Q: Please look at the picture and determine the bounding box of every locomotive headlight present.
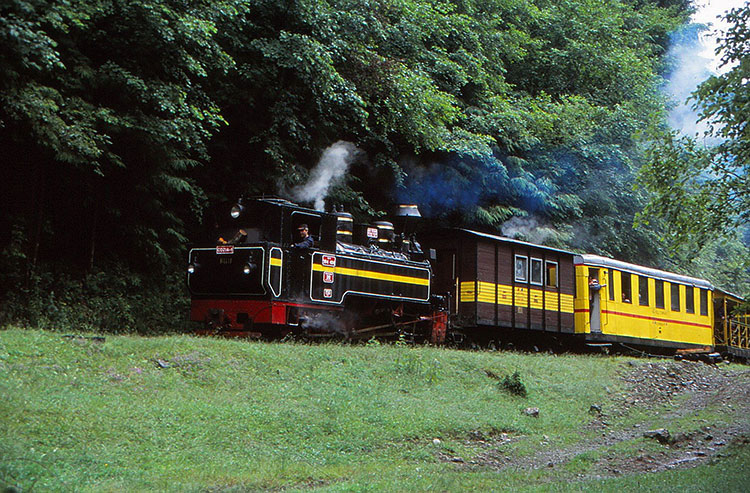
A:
[187,263,196,274]
[243,262,256,275]
[230,203,244,219]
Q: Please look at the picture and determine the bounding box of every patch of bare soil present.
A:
[440,360,750,479]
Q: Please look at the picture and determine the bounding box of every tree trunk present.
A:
[28,160,45,283]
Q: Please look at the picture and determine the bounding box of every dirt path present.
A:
[442,360,750,479]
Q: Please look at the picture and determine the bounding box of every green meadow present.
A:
[0,328,746,491]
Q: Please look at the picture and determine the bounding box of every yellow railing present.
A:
[728,319,750,350]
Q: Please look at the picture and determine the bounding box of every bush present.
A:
[500,371,527,397]
[0,261,192,334]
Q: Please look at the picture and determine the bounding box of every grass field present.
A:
[0,328,747,491]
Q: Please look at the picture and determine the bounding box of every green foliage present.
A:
[694,3,750,169]
[639,4,749,276]
[668,230,750,299]
[0,262,191,334]
[0,0,231,272]
[0,0,703,324]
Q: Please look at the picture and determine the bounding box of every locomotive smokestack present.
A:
[395,204,422,218]
[392,204,422,240]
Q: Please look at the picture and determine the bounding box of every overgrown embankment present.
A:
[0,329,747,491]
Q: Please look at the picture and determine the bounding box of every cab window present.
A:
[290,211,320,246]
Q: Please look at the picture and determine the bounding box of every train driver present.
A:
[292,223,314,249]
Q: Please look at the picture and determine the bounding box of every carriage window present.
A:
[671,283,681,312]
[621,272,632,303]
[608,270,614,300]
[700,289,708,315]
[530,258,543,285]
[638,276,649,306]
[655,280,665,309]
[685,286,695,314]
[514,255,528,282]
[546,261,558,288]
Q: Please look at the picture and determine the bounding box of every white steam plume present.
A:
[290,141,359,211]
[501,216,555,245]
[665,2,737,140]
[664,32,714,138]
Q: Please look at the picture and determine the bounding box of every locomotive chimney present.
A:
[392,204,422,235]
[395,204,421,218]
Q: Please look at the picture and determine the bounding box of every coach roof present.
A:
[433,229,575,256]
[574,254,713,289]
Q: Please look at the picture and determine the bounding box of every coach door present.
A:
[588,268,602,333]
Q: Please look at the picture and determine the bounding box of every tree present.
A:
[0,0,700,330]
[0,0,233,272]
[692,2,750,228]
[639,3,749,250]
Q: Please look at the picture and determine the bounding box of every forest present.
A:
[1,0,748,332]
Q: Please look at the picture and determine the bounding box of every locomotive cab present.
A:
[188,198,338,335]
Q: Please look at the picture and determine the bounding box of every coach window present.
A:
[514,255,528,283]
[621,272,632,303]
[671,283,681,312]
[638,276,649,306]
[530,258,543,285]
[700,289,708,316]
[685,286,695,314]
[655,280,665,309]
[545,261,558,288]
[608,270,615,301]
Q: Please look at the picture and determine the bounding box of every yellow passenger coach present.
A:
[574,254,714,349]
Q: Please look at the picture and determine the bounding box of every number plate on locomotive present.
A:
[216,245,234,255]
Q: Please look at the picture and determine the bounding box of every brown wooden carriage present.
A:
[420,229,576,337]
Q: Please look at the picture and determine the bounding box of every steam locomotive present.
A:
[187,197,749,359]
[188,197,447,342]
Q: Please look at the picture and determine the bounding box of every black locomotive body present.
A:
[187,198,447,341]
